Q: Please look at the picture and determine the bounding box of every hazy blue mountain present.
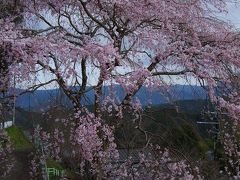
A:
[15,85,207,111]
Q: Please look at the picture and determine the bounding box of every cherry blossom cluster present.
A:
[0,129,14,177]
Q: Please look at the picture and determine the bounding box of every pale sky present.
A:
[218,2,240,29]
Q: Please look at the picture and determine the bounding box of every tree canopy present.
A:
[0,0,240,179]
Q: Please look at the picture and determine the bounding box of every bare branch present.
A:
[152,69,191,76]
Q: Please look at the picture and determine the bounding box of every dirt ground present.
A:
[1,149,33,180]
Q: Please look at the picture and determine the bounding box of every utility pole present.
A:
[197,111,228,160]
[197,120,219,158]
[12,75,16,125]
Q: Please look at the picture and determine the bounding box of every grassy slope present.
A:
[5,125,32,150]
[141,100,212,156]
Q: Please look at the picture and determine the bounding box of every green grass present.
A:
[5,125,32,150]
[46,158,64,170]
[46,158,77,179]
[46,158,69,180]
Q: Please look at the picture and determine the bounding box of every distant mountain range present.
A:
[15,85,207,111]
